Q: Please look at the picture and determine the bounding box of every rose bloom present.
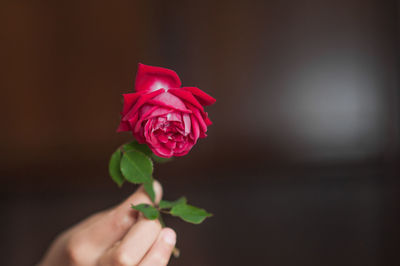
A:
[117,63,216,158]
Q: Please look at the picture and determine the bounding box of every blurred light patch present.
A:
[283,56,386,160]
[249,53,388,162]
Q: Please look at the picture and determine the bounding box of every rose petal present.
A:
[138,104,154,117]
[190,115,200,141]
[169,88,204,110]
[185,101,207,118]
[121,92,143,115]
[204,115,212,126]
[182,113,191,135]
[157,134,169,143]
[134,105,159,133]
[130,113,144,142]
[128,112,139,131]
[122,89,164,121]
[116,120,131,132]
[166,112,182,122]
[147,108,173,120]
[134,63,182,92]
[182,87,216,106]
[144,119,158,144]
[146,99,192,113]
[152,91,187,110]
[151,143,174,158]
[174,134,184,142]
[191,107,207,133]
[173,141,193,156]
[165,140,177,149]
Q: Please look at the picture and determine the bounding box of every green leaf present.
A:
[109,149,125,187]
[123,141,152,156]
[123,141,173,164]
[170,202,212,224]
[152,155,173,163]
[159,197,187,209]
[120,150,153,184]
[131,204,159,220]
[144,178,156,203]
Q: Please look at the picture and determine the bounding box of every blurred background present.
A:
[1,0,399,265]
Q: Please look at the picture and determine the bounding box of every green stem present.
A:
[160,209,171,215]
[157,210,180,258]
[158,213,166,227]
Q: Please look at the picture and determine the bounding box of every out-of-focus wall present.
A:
[1,0,398,190]
[0,0,163,190]
[0,0,399,265]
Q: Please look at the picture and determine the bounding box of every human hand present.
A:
[39,181,176,266]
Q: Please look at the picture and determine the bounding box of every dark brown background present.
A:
[1,0,399,265]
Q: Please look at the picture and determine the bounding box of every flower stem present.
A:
[172,247,180,258]
[157,209,180,258]
[158,213,166,227]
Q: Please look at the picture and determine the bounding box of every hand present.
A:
[39,181,176,266]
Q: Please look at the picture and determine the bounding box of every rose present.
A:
[117,63,216,158]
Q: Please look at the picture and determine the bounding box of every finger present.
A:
[98,218,162,266]
[65,181,163,261]
[138,228,177,266]
[117,180,163,212]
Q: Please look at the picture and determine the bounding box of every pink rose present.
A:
[117,63,216,158]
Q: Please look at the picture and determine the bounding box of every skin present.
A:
[39,181,176,266]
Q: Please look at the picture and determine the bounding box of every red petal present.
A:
[144,119,157,144]
[194,109,207,132]
[182,87,216,106]
[191,115,200,140]
[158,134,169,143]
[152,91,187,110]
[182,113,191,135]
[147,99,192,113]
[168,88,204,110]
[122,89,164,121]
[149,108,174,119]
[149,137,174,157]
[204,115,212,126]
[186,103,208,133]
[165,140,177,149]
[173,141,193,156]
[116,120,131,132]
[121,92,143,115]
[134,106,159,133]
[166,112,182,122]
[128,113,140,133]
[134,63,182,92]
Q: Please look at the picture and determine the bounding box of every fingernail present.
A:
[163,229,176,245]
